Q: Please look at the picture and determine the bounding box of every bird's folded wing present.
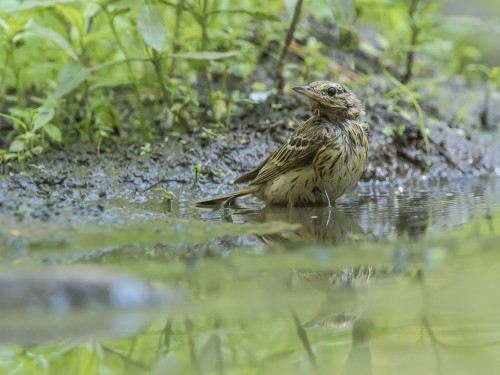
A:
[249,121,332,185]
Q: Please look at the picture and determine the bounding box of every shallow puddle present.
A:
[0,176,499,374]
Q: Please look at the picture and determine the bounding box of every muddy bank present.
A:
[1,76,499,224]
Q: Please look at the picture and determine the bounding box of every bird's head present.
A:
[292,81,363,121]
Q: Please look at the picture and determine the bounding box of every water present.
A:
[0,176,499,374]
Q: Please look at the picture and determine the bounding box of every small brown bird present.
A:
[196,81,370,207]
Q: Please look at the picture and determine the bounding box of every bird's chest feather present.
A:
[313,134,368,198]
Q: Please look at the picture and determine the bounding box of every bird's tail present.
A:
[195,186,258,207]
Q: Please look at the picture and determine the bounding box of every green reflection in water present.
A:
[0,206,499,375]
[0,177,499,374]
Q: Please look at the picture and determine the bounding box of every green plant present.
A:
[0,103,61,165]
[358,0,443,81]
[0,0,282,158]
[464,64,500,129]
[384,69,430,159]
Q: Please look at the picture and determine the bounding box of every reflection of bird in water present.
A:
[295,266,376,331]
[293,267,380,375]
[228,205,366,250]
[196,81,369,208]
[343,317,372,375]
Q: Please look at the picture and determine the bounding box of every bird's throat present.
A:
[315,104,346,123]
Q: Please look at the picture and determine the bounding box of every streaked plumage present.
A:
[196,81,370,208]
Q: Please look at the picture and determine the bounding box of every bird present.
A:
[196,81,370,208]
[227,205,366,250]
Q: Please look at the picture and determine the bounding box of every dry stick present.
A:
[141,178,189,193]
[428,137,466,174]
[401,0,420,84]
[274,0,304,97]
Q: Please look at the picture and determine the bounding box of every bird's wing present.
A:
[248,118,331,186]
[233,154,272,184]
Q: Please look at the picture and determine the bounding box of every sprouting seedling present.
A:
[0,105,62,165]
[194,164,202,184]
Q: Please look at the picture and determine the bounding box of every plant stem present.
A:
[169,0,185,77]
[7,41,23,106]
[480,84,491,130]
[290,311,321,375]
[385,69,430,162]
[275,0,304,97]
[152,49,172,107]
[104,7,148,139]
[199,0,216,123]
[402,0,420,84]
[0,47,11,108]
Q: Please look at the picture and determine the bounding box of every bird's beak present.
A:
[292,85,323,102]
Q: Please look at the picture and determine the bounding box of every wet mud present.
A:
[0,81,499,345]
[1,74,499,225]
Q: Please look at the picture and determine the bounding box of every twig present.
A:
[428,137,466,174]
[402,0,420,84]
[275,0,304,97]
[141,178,189,193]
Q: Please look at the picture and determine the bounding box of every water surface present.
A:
[1,176,499,375]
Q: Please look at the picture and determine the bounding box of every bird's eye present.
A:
[327,87,337,96]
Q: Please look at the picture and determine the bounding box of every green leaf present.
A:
[0,112,28,131]
[137,5,166,51]
[169,51,238,60]
[4,0,73,13]
[33,107,55,131]
[0,151,18,161]
[4,15,30,38]
[55,5,84,36]
[330,0,357,26]
[110,7,130,19]
[237,10,280,21]
[210,9,280,21]
[20,131,37,141]
[43,124,62,142]
[9,140,25,152]
[30,23,77,59]
[31,146,44,155]
[55,60,89,98]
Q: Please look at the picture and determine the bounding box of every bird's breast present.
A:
[313,132,369,201]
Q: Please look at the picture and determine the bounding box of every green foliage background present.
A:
[0,0,499,162]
